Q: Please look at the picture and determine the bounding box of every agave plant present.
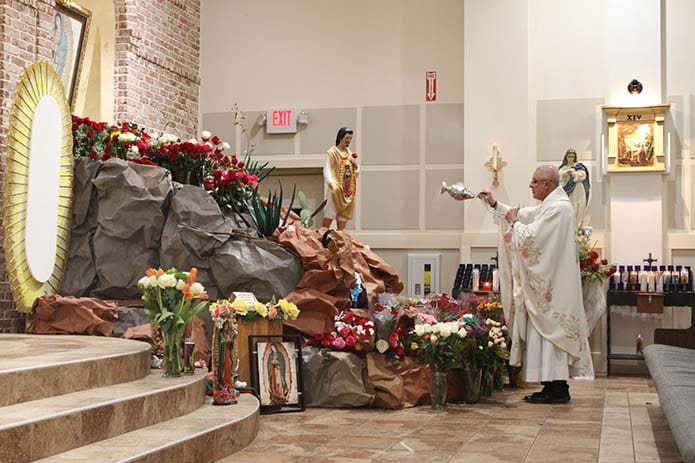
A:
[246,181,296,237]
[297,191,327,228]
[243,154,274,184]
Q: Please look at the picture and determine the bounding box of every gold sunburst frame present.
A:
[3,61,74,312]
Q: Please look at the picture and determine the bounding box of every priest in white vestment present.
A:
[478,166,591,403]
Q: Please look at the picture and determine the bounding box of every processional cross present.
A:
[642,253,658,266]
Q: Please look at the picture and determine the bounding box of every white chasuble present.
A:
[486,187,592,379]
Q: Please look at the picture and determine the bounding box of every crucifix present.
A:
[484,143,507,187]
[642,253,658,267]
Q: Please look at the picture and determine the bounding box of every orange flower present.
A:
[146,268,155,277]
[155,268,164,277]
[188,267,198,284]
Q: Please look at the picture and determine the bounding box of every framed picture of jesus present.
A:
[249,335,304,414]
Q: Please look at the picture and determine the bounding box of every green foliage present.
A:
[246,182,296,237]
[297,191,328,228]
[243,154,274,184]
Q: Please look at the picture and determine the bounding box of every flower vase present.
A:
[430,371,448,411]
[461,366,482,404]
[162,330,183,377]
[493,361,505,391]
[182,339,195,375]
[481,366,494,397]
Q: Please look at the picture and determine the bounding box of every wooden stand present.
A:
[236,318,283,383]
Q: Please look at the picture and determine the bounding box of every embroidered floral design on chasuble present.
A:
[526,272,553,313]
[339,158,356,202]
[553,313,584,349]
[518,235,541,265]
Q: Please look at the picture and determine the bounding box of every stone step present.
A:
[0,370,206,462]
[32,394,259,463]
[0,335,150,407]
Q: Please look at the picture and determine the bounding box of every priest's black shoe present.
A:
[524,381,570,404]
[524,392,571,404]
[523,381,551,401]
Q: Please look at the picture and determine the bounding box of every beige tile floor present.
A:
[227,376,683,463]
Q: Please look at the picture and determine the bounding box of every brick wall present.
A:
[0,0,201,333]
[0,0,55,333]
[114,0,201,138]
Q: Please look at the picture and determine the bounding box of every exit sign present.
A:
[266,109,297,134]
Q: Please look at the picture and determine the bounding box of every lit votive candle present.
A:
[482,282,492,291]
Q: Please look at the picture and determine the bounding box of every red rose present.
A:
[344,311,355,322]
[601,259,608,265]
[580,262,586,269]
[102,153,111,161]
[105,144,112,154]
[345,335,357,347]
[86,130,94,138]
[591,251,599,259]
[375,304,384,312]
[166,151,177,163]
[89,150,97,159]
[203,179,214,190]
[352,152,359,159]
[137,140,148,152]
[339,326,351,338]
[388,332,399,348]
[211,135,221,145]
[592,263,599,272]
[238,161,245,168]
[396,346,406,357]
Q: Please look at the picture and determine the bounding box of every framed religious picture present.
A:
[249,335,304,414]
[52,0,91,109]
[603,104,670,173]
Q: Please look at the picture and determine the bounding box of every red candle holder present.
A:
[482,282,492,291]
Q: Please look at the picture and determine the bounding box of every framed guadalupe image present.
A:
[52,0,91,108]
[249,335,304,414]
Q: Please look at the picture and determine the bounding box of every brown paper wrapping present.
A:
[27,295,118,336]
[302,347,375,407]
[274,223,404,336]
[366,353,432,409]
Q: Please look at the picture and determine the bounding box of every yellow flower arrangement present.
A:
[253,301,268,318]
[278,299,300,320]
[231,298,248,316]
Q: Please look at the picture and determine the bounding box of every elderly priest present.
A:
[478,165,591,404]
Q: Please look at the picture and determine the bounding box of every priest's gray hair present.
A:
[536,165,560,186]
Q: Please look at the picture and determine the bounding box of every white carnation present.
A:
[457,328,468,338]
[131,145,139,154]
[119,132,137,143]
[158,274,177,288]
[188,138,198,144]
[222,142,231,150]
[189,282,205,295]
[440,325,452,338]
[201,130,212,140]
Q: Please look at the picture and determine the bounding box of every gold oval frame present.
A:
[3,61,74,312]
